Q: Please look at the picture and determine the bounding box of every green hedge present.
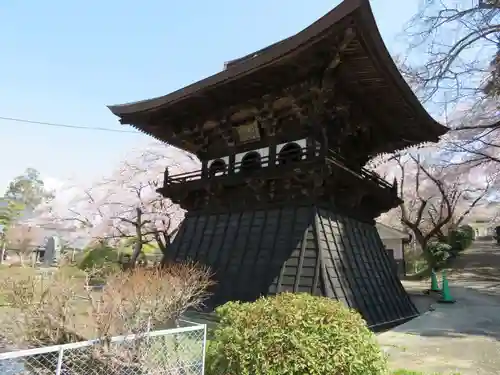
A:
[427,242,452,266]
[78,244,120,270]
[77,244,121,283]
[461,224,475,240]
[426,225,475,267]
[206,293,388,375]
[447,225,474,254]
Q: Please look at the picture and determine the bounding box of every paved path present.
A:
[378,241,500,374]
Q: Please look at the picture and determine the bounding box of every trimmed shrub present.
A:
[78,244,120,283]
[447,230,468,253]
[206,293,388,375]
[78,244,120,270]
[447,225,474,254]
[427,241,452,266]
[460,224,475,241]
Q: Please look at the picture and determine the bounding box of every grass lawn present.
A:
[0,264,102,339]
[0,265,39,305]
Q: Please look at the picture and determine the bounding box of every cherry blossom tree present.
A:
[403,0,499,106]
[402,0,500,177]
[370,143,492,266]
[442,97,500,176]
[5,224,43,266]
[384,6,500,253]
[35,142,200,266]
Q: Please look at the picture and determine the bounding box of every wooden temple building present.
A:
[108,0,448,330]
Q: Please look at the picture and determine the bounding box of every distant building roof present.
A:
[376,222,410,240]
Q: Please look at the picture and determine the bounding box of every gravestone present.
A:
[43,236,61,266]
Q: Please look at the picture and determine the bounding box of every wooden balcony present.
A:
[158,146,396,196]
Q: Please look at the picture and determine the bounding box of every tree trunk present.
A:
[407,227,437,269]
[414,238,438,269]
[435,231,448,243]
[156,234,169,261]
[130,207,143,266]
[421,245,437,268]
[130,241,142,266]
[156,229,177,267]
[0,241,5,265]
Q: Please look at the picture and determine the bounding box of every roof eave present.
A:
[107,0,365,117]
[107,0,448,141]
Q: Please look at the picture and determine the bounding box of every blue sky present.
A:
[0,0,419,194]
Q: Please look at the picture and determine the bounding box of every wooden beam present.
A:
[322,27,357,88]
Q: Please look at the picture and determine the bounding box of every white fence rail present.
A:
[0,322,207,374]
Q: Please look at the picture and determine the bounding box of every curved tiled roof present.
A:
[108,0,447,151]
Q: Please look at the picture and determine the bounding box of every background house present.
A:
[467,219,494,239]
[376,222,410,277]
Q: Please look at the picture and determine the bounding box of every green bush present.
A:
[427,242,452,266]
[460,224,475,241]
[447,230,468,253]
[78,244,121,283]
[206,293,388,375]
[447,225,474,254]
[78,244,119,270]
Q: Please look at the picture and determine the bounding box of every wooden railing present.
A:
[164,146,311,184]
[162,146,394,191]
[327,150,394,190]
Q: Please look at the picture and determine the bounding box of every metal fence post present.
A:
[201,324,207,375]
[146,316,152,344]
[55,347,64,375]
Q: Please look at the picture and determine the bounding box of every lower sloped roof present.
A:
[376,222,410,240]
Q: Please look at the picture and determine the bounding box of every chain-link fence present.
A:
[0,321,207,374]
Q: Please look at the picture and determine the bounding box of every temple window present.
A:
[277,142,302,165]
[240,151,262,172]
[208,159,227,177]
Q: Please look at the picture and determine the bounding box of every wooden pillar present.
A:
[228,153,236,175]
[269,141,277,168]
[201,160,208,178]
[306,137,317,160]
